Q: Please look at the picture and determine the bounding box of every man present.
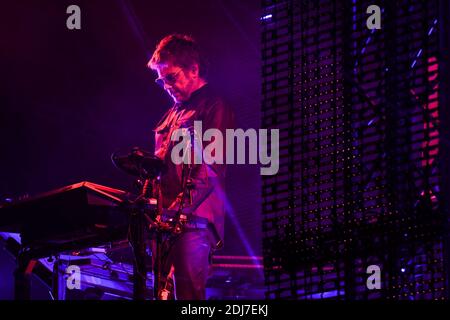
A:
[147,33,235,300]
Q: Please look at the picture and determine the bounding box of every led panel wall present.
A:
[262,0,447,300]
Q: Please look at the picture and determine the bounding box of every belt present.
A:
[159,213,209,230]
[158,212,223,249]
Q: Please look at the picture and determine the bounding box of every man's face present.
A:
[155,62,198,103]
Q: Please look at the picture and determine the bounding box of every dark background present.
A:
[0,0,261,261]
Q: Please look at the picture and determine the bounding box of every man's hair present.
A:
[148,33,209,79]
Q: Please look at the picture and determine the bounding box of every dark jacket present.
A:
[153,84,235,240]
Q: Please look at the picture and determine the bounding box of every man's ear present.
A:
[190,64,200,78]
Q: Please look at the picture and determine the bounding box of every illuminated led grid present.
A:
[261,0,445,300]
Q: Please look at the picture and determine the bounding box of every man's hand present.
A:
[162,207,194,216]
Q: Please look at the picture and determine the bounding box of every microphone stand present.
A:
[129,129,196,300]
[129,178,152,300]
[112,147,166,300]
